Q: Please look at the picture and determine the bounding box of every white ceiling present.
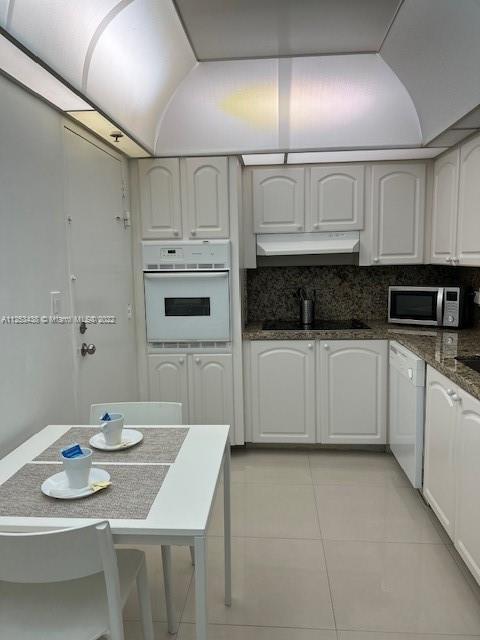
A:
[173,0,402,60]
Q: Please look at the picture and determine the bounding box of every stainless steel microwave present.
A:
[388,286,471,328]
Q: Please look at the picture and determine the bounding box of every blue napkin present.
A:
[61,443,84,458]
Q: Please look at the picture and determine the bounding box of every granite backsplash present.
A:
[246,265,480,324]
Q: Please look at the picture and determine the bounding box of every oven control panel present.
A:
[142,240,230,271]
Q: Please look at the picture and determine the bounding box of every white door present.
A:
[369,163,425,264]
[253,167,305,233]
[64,126,137,422]
[423,366,457,538]
[431,149,459,265]
[308,165,364,231]
[138,158,182,240]
[250,341,315,443]
[183,157,229,239]
[190,354,234,432]
[455,390,480,584]
[457,136,480,266]
[147,354,189,421]
[319,340,387,444]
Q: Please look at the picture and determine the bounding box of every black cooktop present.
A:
[262,319,371,331]
[455,355,480,374]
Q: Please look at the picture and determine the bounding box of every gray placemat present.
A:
[34,427,188,463]
[0,463,168,520]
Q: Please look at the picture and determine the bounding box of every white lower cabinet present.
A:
[423,367,457,537]
[454,392,480,582]
[319,340,387,445]
[424,365,480,585]
[148,353,234,432]
[245,339,387,444]
[249,341,316,443]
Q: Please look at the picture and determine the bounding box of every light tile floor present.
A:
[123,449,480,640]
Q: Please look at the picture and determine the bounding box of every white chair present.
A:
[0,521,153,640]
[90,401,183,426]
[90,401,186,635]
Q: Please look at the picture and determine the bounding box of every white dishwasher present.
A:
[389,341,426,488]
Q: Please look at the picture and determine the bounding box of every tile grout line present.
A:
[308,453,339,633]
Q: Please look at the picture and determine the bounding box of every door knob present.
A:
[80,343,96,357]
[308,343,313,350]
[195,357,201,364]
[373,257,379,263]
[179,358,185,364]
[323,344,330,350]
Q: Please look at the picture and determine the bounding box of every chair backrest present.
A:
[89,401,183,425]
[0,521,117,584]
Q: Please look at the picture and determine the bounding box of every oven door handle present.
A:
[144,272,228,279]
[436,287,444,326]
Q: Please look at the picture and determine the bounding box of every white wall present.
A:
[0,75,76,456]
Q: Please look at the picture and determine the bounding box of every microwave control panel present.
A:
[443,287,460,327]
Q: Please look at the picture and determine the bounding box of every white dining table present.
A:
[0,424,232,640]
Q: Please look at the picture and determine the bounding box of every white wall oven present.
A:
[142,240,231,343]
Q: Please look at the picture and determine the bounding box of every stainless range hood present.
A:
[256,231,360,266]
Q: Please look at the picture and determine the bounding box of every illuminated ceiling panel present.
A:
[3,0,125,88]
[87,0,195,152]
[0,34,91,111]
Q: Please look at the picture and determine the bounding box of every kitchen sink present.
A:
[262,319,371,331]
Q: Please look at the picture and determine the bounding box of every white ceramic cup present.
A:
[100,413,124,446]
[61,447,93,489]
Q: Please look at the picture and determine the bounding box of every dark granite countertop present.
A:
[243,321,480,402]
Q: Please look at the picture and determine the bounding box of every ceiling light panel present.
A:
[242,153,284,165]
[0,33,91,110]
[287,148,446,164]
[67,111,148,158]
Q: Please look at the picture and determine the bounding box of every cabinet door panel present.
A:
[319,340,387,444]
[309,165,364,231]
[147,355,189,421]
[250,341,315,443]
[184,157,229,238]
[423,367,457,538]
[431,149,459,264]
[253,168,305,233]
[139,159,182,239]
[455,391,480,584]
[370,163,425,264]
[458,137,480,265]
[190,354,234,432]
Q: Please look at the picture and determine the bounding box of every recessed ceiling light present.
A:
[242,153,285,166]
[0,33,91,111]
[286,148,447,164]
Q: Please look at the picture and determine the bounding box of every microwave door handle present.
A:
[144,272,228,279]
[436,288,444,325]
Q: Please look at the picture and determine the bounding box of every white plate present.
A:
[41,468,111,500]
[89,428,144,451]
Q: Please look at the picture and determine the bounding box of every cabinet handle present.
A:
[313,223,319,229]
[373,257,379,263]
[191,230,196,236]
[179,358,185,364]
[307,343,313,350]
[447,388,455,396]
[173,230,179,237]
[297,225,303,230]
[446,257,452,263]
[451,393,461,402]
[195,357,201,364]
[323,344,330,350]
[452,257,459,264]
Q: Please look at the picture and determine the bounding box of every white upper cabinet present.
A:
[423,366,457,539]
[183,157,229,239]
[363,163,425,265]
[139,158,182,239]
[253,167,305,233]
[249,341,315,443]
[431,148,459,265]
[457,136,480,265]
[190,353,234,429]
[319,340,387,445]
[308,165,365,231]
[455,390,480,584]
